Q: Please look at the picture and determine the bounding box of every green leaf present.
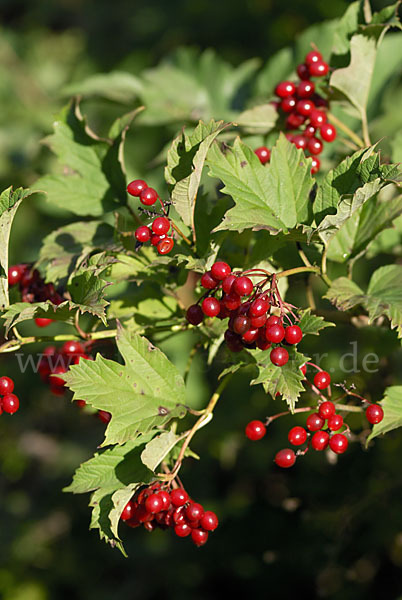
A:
[208,134,313,233]
[32,100,130,217]
[236,104,278,134]
[324,277,366,311]
[62,325,187,446]
[331,1,364,56]
[67,271,111,324]
[165,119,229,232]
[38,220,115,284]
[297,309,335,335]
[254,47,293,97]
[250,348,308,411]
[326,195,402,263]
[367,386,402,443]
[62,71,142,103]
[0,186,38,310]
[140,430,181,471]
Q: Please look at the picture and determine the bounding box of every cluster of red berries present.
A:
[186,261,303,366]
[246,368,385,468]
[254,50,335,175]
[127,179,174,255]
[0,376,19,415]
[120,482,218,547]
[8,264,63,328]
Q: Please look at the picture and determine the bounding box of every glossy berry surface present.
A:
[270,346,289,366]
[201,297,221,317]
[62,340,85,357]
[233,276,253,297]
[186,304,204,325]
[310,157,320,174]
[309,61,329,77]
[2,394,19,414]
[266,324,285,344]
[174,522,192,537]
[274,448,296,468]
[35,318,53,327]
[233,315,251,335]
[280,97,296,112]
[186,503,204,521]
[314,371,331,389]
[170,488,189,507]
[311,430,330,451]
[201,271,219,289]
[307,137,323,155]
[245,420,267,441]
[152,217,170,235]
[139,187,158,206]
[296,99,314,116]
[135,226,152,243]
[297,63,310,79]
[309,109,327,127]
[318,401,336,419]
[200,511,218,531]
[145,494,164,514]
[0,376,14,395]
[249,297,269,318]
[121,501,135,521]
[305,50,322,65]
[306,413,325,432]
[297,80,315,98]
[222,275,236,294]
[254,146,271,164]
[157,237,174,255]
[275,81,296,98]
[98,410,111,424]
[211,261,231,281]
[288,426,307,446]
[191,528,209,547]
[327,414,344,431]
[284,325,303,344]
[127,179,147,196]
[366,404,384,425]
[329,434,349,454]
[320,123,337,142]
[8,264,25,286]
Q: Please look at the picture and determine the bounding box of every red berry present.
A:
[274,448,296,468]
[250,314,267,328]
[296,99,314,116]
[275,81,296,98]
[288,426,307,446]
[157,237,174,255]
[266,315,281,327]
[320,123,337,142]
[2,393,19,414]
[266,324,285,344]
[329,434,348,454]
[75,400,86,408]
[300,364,307,376]
[186,304,204,325]
[186,502,205,521]
[309,61,329,77]
[191,528,209,547]
[280,97,296,113]
[202,297,221,317]
[310,109,327,127]
[139,187,158,206]
[249,297,269,318]
[98,410,111,424]
[35,318,53,328]
[224,330,244,352]
[127,179,147,196]
[233,315,251,335]
[310,157,320,174]
[135,226,152,243]
[254,146,271,164]
[201,271,219,290]
[223,292,242,311]
[170,488,189,507]
[296,80,315,98]
[200,511,218,531]
[222,274,236,294]
[145,493,164,514]
[0,376,14,395]
[307,137,323,155]
[211,261,231,281]
[297,63,310,80]
[286,112,305,129]
[245,420,266,441]
[327,414,343,431]
[292,135,308,150]
[311,430,330,451]
[152,217,170,235]
[242,327,259,344]
[305,51,322,65]
[51,365,67,388]
[174,522,192,537]
[366,404,384,425]
[306,413,325,432]
[62,340,85,357]
[8,264,25,286]
[318,401,336,419]
[121,500,135,521]
[233,276,253,297]
[270,346,289,366]
[304,124,317,138]
[284,325,303,345]
[150,234,162,246]
[314,371,331,389]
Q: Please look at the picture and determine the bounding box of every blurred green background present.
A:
[1,1,402,599]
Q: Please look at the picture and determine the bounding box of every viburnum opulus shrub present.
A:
[0,1,401,554]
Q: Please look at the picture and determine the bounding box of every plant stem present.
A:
[361,112,372,147]
[327,112,365,148]
[171,222,192,246]
[277,266,321,279]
